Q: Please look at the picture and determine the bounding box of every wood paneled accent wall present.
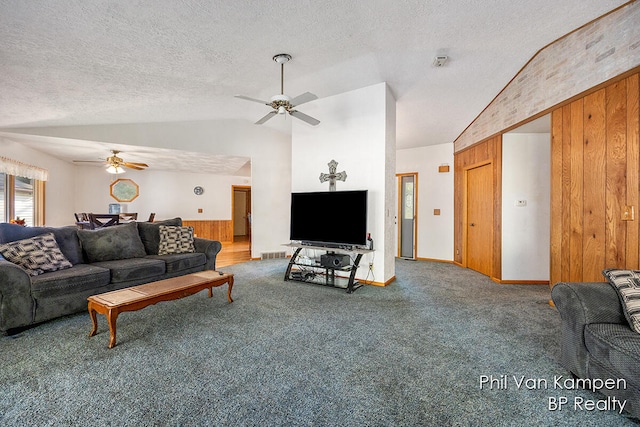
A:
[550,72,640,285]
[182,220,233,243]
[454,135,502,281]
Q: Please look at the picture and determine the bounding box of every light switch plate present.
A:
[622,205,635,221]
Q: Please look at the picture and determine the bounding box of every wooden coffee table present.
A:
[88,270,233,348]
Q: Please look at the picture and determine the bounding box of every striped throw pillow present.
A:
[602,269,640,333]
[157,225,195,255]
[0,233,72,276]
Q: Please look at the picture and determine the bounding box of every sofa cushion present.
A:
[584,323,640,382]
[147,252,206,273]
[0,233,72,276]
[78,222,146,263]
[602,269,640,333]
[91,258,166,283]
[0,223,83,265]
[137,218,182,255]
[30,264,111,299]
[0,222,50,243]
[158,225,195,255]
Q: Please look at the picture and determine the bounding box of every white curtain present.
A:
[0,156,48,181]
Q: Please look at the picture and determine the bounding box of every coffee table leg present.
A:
[107,309,119,349]
[88,303,98,337]
[227,276,234,303]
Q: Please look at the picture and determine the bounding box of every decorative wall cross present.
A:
[319,159,347,191]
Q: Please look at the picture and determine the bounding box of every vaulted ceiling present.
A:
[0,0,628,171]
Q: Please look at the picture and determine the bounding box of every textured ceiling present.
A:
[0,0,629,172]
[0,132,252,176]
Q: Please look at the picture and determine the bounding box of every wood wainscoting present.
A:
[550,72,640,286]
[182,220,233,243]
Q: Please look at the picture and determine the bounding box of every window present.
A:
[0,157,47,226]
[0,173,44,226]
[0,173,4,222]
[15,176,34,225]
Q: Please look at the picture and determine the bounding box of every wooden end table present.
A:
[88,270,233,348]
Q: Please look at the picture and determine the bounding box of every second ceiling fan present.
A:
[236,54,320,126]
[73,150,148,174]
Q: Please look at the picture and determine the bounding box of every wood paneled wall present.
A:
[182,220,233,243]
[454,135,502,281]
[550,72,640,285]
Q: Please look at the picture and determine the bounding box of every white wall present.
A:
[1,137,75,227]
[396,143,454,261]
[501,133,551,281]
[291,82,396,283]
[4,120,291,258]
[73,166,250,222]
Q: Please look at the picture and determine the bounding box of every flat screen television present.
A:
[289,190,368,248]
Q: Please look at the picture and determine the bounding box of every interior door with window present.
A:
[398,174,417,259]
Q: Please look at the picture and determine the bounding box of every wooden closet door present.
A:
[467,163,494,277]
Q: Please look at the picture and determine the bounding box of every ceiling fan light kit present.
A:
[235,53,320,126]
[106,165,126,174]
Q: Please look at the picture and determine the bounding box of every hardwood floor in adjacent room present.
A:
[216,236,252,268]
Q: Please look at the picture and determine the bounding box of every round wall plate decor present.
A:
[193,186,204,195]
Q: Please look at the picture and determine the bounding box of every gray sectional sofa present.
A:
[0,218,222,334]
[552,281,640,419]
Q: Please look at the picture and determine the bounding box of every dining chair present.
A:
[119,213,138,222]
[88,214,120,229]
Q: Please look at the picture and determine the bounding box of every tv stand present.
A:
[283,243,373,293]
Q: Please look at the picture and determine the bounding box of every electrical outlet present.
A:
[369,262,374,270]
[515,200,527,207]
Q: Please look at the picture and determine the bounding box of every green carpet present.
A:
[1,259,637,426]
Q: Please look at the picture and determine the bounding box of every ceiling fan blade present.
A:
[122,164,145,170]
[289,110,320,126]
[235,95,270,105]
[124,161,149,167]
[289,92,317,107]
[255,111,277,124]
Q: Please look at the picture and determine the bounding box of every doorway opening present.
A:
[232,186,251,244]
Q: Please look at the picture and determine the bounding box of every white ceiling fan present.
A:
[235,54,320,126]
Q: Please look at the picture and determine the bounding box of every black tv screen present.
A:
[290,190,368,247]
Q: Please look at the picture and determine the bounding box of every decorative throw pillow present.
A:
[158,225,195,255]
[0,233,72,276]
[137,217,182,255]
[602,269,640,333]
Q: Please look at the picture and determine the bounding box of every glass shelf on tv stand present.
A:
[282,243,373,293]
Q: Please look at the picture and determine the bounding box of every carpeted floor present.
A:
[1,259,637,426]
